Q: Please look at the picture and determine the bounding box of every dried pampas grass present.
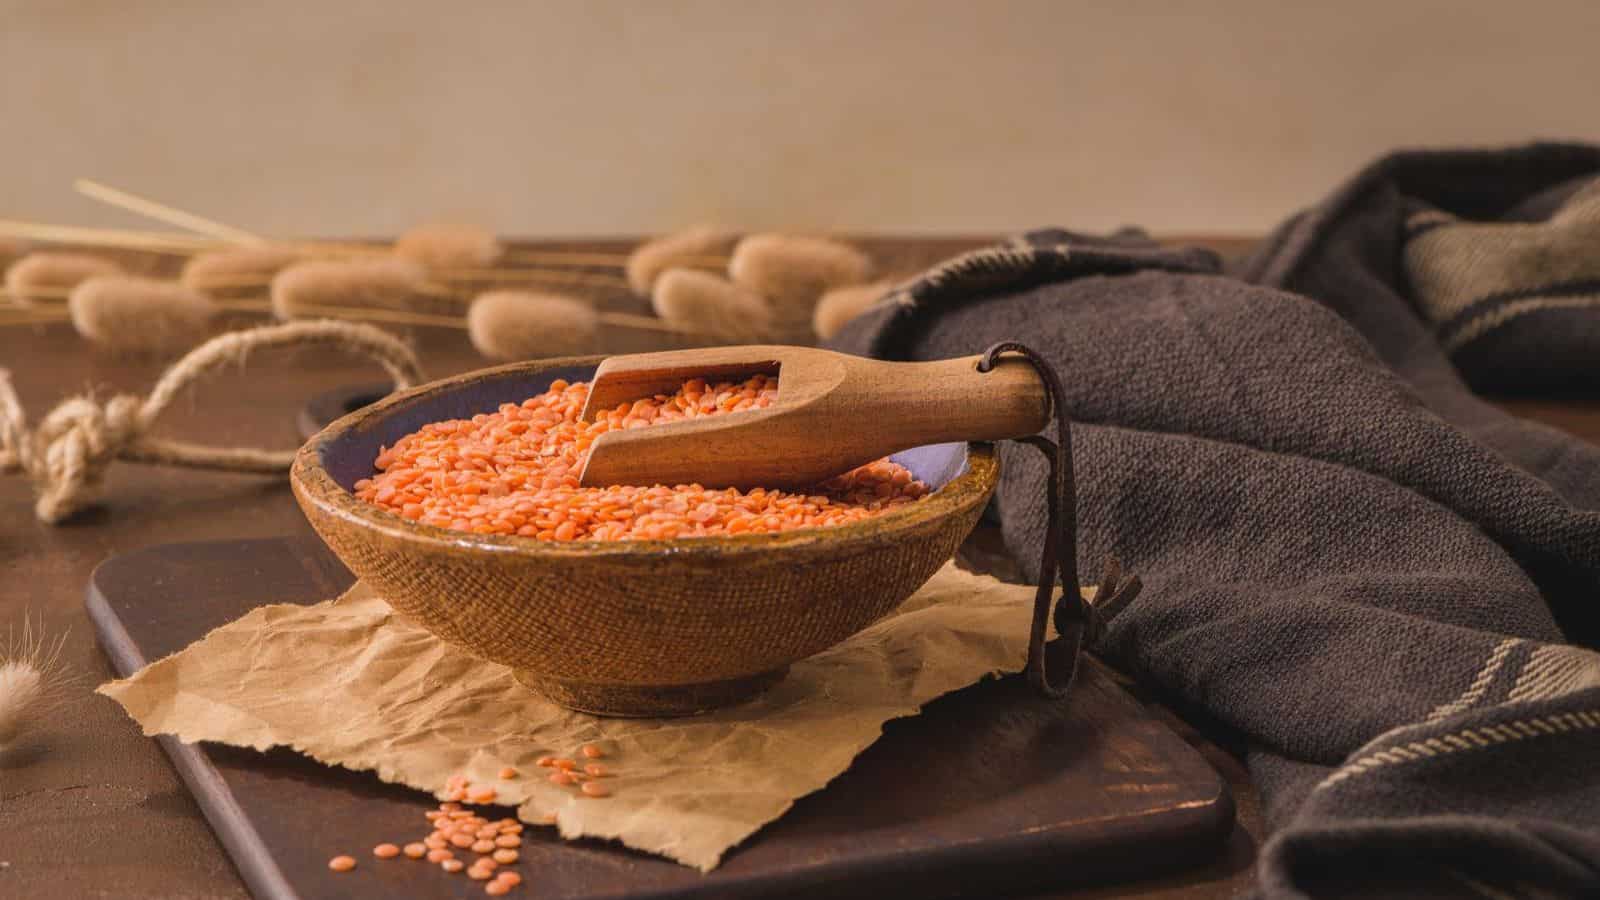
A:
[271,258,451,320]
[468,290,598,360]
[74,178,265,244]
[0,237,27,271]
[180,246,305,293]
[0,614,73,753]
[395,222,505,270]
[395,222,651,279]
[0,219,221,254]
[4,252,124,307]
[68,276,216,352]
[625,226,736,295]
[812,281,892,340]
[651,269,773,340]
[727,234,872,320]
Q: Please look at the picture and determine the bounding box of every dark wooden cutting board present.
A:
[87,537,1233,900]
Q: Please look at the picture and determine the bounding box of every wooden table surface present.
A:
[2,237,1594,900]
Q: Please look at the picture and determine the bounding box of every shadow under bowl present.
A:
[291,356,999,717]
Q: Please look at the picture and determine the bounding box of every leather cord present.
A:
[977,342,1142,699]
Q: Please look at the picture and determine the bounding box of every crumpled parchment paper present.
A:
[99,562,1044,871]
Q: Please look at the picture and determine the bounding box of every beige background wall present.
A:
[5,1,1599,238]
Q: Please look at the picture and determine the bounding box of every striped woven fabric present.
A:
[1403,176,1600,391]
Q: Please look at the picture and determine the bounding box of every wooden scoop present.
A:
[578,345,1050,489]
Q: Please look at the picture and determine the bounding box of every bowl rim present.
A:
[291,354,999,561]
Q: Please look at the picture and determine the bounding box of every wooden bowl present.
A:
[291,356,999,717]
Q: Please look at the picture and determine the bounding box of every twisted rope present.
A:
[0,320,425,524]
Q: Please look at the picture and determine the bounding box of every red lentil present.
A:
[498,766,519,779]
[354,376,927,539]
[580,781,611,798]
[583,763,609,777]
[580,743,605,759]
[321,774,539,893]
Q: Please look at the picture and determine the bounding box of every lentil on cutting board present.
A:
[353,375,928,538]
[318,705,630,891]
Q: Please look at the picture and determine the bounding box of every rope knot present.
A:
[1,320,424,525]
[21,393,145,523]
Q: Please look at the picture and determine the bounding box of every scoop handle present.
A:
[849,353,1051,448]
[578,347,1053,490]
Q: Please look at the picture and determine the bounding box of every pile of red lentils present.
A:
[327,743,614,894]
[353,375,929,539]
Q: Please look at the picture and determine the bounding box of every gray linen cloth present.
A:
[829,143,1600,898]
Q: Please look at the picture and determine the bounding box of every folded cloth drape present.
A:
[829,143,1600,898]
[1239,142,1600,395]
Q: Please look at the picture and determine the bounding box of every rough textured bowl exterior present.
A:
[291,356,999,716]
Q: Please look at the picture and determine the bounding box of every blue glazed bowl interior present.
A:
[319,364,971,495]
